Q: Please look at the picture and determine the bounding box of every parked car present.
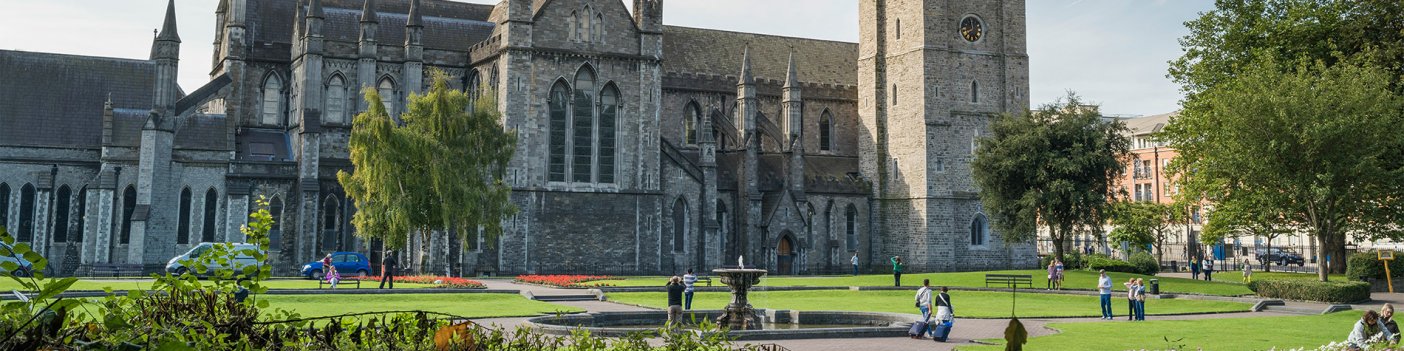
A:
[165,242,266,277]
[0,242,34,277]
[301,252,371,280]
[1255,247,1305,267]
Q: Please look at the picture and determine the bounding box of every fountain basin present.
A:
[526,310,914,340]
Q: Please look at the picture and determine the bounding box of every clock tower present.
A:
[857,0,1034,271]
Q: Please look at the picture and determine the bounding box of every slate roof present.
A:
[1122,111,1177,136]
[662,26,858,87]
[250,0,495,57]
[0,50,154,149]
[175,115,231,151]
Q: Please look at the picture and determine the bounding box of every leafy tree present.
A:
[972,93,1131,263]
[1170,0,1404,96]
[1201,192,1292,272]
[1109,201,1176,263]
[338,72,518,251]
[1162,56,1404,280]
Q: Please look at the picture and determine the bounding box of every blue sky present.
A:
[0,0,1213,116]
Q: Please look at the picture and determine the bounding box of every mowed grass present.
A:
[597,270,1254,296]
[957,312,1360,351]
[259,293,583,319]
[606,290,1250,318]
[0,278,439,292]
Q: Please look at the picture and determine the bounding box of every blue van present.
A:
[301,252,371,279]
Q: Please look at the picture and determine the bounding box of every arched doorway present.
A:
[777,233,797,275]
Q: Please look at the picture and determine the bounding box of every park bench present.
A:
[696,276,713,287]
[318,276,362,289]
[89,263,144,277]
[984,274,1034,289]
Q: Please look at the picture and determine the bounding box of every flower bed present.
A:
[515,275,614,288]
[348,275,486,289]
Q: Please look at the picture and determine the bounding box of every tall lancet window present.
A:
[571,67,596,183]
[548,81,570,182]
[598,84,618,184]
[326,75,347,124]
[819,110,834,151]
[261,75,283,126]
[683,102,700,145]
[378,78,397,117]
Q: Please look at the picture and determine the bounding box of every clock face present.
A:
[960,16,983,42]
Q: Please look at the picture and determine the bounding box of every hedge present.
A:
[1087,255,1142,275]
[1248,279,1371,304]
[1346,251,1404,282]
[1129,251,1160,276]
[1040,251,1086,270]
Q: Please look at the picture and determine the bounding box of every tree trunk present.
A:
[1265,239,1272,273]
[1317,235,1329,282]
[1051,226,1066,264]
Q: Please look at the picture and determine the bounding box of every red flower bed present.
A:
[348,275,485,289]
[514,275,614,288]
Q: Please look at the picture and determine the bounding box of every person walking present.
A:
[1097,270,1114,320]
[1204,258,1214,281]
[666,276,686,326]
[852,253,860,276]
[931,286,954,340]
[321,253,334,278]
[378,250,397,289]
[1054,259,1066,290]
[1047,260,1058,290]
[1190,258,1200,280]
[891,256,904,287]
[1242,262,1253,283]
[915,279,934,321]
[682,269,698,310]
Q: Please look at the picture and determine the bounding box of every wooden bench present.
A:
[984,274,1034,289]
[696,276,713,287]
[318,276,362,289]
[90,264,144,277]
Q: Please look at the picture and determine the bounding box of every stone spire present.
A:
[739,46,754,86]
[784,52,800,89]
[407,0,423,28]
[361,0,378,23]
[307,0,324,19]
[156,0,180,43]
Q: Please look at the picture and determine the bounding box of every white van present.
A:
[165,242,265,277]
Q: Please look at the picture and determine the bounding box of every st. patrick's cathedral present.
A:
[0,0,1036,276]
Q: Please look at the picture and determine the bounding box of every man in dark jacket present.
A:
[379,250,397,289]
[666,276,686,325]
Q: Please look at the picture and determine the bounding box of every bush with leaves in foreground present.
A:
[1248,279,1371,304]
[0,197,743,350]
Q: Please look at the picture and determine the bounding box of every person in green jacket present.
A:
[891,256,904,287]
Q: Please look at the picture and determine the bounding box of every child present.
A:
[326,265,341,289]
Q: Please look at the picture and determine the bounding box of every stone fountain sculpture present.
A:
[713,256,767,330]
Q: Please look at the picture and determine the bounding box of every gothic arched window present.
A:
[177,188,192,245]
[572,67,596,183]
[568,11,579,41]
[268,196,284,251]
[378,78,397,117]
[323,195,340,251]
[598,83,619,184]
[716,202,728,256]
[971,213,989,246]
[19,184,35,242]
[845,204,858,251]
[73,187,85,243]
[202,189,218,243]
[261,74,283,126]
[120,186,136,244]
[53,185,70,243]
[672,198,687,253]
[326,74,347,124]
[971,81,979,103]
[547,80,570,182]
[819,110,834,151]
[684,102,700,145]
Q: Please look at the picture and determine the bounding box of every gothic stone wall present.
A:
[496,190,662,275]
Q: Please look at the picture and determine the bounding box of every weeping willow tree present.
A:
[338,71,517,250]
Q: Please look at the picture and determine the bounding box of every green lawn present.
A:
[598,270,1254,296]
[0,278,439,292]
[259,293,583,320]
[958,312,1360,351]
[606,290,1250,318]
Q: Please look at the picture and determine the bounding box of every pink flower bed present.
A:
[348,275,485,289]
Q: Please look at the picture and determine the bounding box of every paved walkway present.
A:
[468,279,1300,350]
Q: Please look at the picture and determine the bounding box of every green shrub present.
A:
[1248,279,1371,303]
[1087,255,1140,274]
[1346,251,1404,282]
[1130,251,1160,276]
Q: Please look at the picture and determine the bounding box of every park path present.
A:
[469,278,1298,350]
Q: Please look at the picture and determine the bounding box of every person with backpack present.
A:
[1204,258,1215,281]
[931,286,954,342]
[915,279,933,321]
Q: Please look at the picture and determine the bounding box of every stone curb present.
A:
[3,288,519,300]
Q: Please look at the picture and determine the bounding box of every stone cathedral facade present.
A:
[0,0,1036,276]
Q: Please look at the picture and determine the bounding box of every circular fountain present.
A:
[713,268,768,330]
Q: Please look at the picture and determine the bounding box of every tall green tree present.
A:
[1162,56,1404,280]
[972,93,1132,263]
[338,72,517,251]
[1201,192,1291,272]
[1170,0,1404,96]
[1109,201,1176,263]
